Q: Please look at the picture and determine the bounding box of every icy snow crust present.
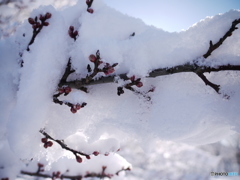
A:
[0,0,240,178]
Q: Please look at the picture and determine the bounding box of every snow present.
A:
[0,0,240,179]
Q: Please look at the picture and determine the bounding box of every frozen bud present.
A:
[86,155,91,159]
[75,103,81,110]
[41,138,48,143]
[47,141,53,147]
[89,54,97,62]
[45,12,52,19]
[39,15,45,21]
[70,107,77,114]
[43,22,49,26]
[28,18,35,25]
[104,153,109,156]
[76,156,82,163]
[93,151,99,156]
[64,87,72,93]
[117,148,120,152]
[136,82,143,88]
[87,8,94,14]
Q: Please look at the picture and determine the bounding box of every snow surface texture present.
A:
[0,0,240,179]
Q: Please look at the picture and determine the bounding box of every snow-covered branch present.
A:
[58,18,240,95]
[21,163,131,180]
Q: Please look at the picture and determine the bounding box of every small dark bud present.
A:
[43,22,49,26]
[87,8,94,14]
[76,156,82,163]
[28,18,35,25]
[64,86,72,93]
[47,141,53,147]
[41,138,48,143]
[112,63,118,67]
[32,25,37,29]
[130,75,135,82]
[86,155,91,159]
[81,102,87,107]
[35,16,38,22]
[93,151,99,156]
[69,26,74,31]
[38,163,44,167]
[136,82,143,88]
[73,31,78,36]
[70,107,77,114]
[39,15,45,21]
[75,103,81,110]
[45,12,52,19]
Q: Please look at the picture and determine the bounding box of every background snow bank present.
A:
[0,0,240,179]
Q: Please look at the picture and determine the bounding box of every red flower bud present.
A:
[89,54,97,62]
[73,31,78,36]
[39,15,45,21]
[28,18,35,25]
[87,8,94,14]
[75,103,81,110]
[93,151,99,156]
[104,67,115,75]
[70,107,77,113]
[76,156,82,163]
[47,141,53,147]
[86,155,91,159]
[64,87,72,93]
[136,82,143,88]
[69,26,74,31]
[44,143,48,148]
[58,88,65,94]
[41,138,48,143]
[38,163,44,167]
[130,75,135,82]
[32,25,37,29]
[43,22,49,26]
[45,12,52,19]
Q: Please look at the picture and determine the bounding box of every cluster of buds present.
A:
[117,76,143,96]
[130,75,143,88]
[103,63,118,75]
[88,50,118,76]
[70,102,87,114]
[86,0,94,13]
[86,50,118,84]
[41,137,53,148]
[28,12,52,29]
[52,171,61,179]
[68,26,78,40]
[58,86,72,96]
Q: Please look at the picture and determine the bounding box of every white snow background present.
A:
[0,0,240,179]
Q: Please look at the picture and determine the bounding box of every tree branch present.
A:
[203,18,240,58]
[21,164,131,180]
